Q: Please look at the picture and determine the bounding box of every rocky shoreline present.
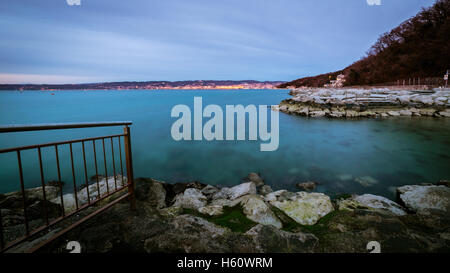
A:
[2,173,449,253]
[276,88,450,118]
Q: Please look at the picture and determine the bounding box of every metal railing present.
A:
[0,121,135,252]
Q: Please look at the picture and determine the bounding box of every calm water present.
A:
[1,89,449,199]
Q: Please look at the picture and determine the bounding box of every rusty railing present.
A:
[0,121,135,252]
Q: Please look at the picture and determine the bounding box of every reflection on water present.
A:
[1,89,449,199]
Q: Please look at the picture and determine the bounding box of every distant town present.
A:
[0,80,285,91]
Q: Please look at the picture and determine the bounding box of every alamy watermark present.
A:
[66,0,81,6]
[367,0,381,6]
[170,97,279,152]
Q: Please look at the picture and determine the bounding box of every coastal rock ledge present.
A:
[277,88,450,118]
[2,174,449,253]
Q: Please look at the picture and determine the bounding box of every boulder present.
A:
[258,185,273,195]
[397,185,450,212]
[173,188,207,210]
[134,178,167,209]
[239,195,282,229]
[266,190,334,225]
[338,194,406,216]
[213,182,256,200]
[198,205,224,216]
[245,224,318,253]
[295,181,318,191]
[244,173,265,187]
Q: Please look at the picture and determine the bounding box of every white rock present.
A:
[239,195,282,229]
[397,185,450,212]
[353,194,406,216]
[267,191,334,225]
[173,188,207,210]
[198,205,224,216]
[228,182,257,200]
[399,110,412,116]
[387,111,400,116]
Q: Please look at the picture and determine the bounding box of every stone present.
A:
[354,176,378,187]
[198,205,224,216]
[217,182,256,200]
[134,178,167,209]
[397,185,450,212]
[159,206,183,217]
[200,185,219,197]
[388,111,400,116]
[173,188,207,210]
[245,224,318,253]
[244,173,265,187]
[399,110,412,116]
[338,194,406,216]
[295,181,318,191]
[239,195,282,229]
[258,185,273,195]
[266,191,334,225]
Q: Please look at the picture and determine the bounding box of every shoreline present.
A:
[2,173,449,253]
[277,87,450,118]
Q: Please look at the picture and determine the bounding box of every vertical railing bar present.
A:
[102,138,109,194]
[37,147,49,226]
[123,126,136,210]
[81,141,91,204]
[54,145,65,217]
[92,140,101,199]
[69,143,79,210]
[16,151,30,235]
[118,136,124,186]
[110,137,118,190]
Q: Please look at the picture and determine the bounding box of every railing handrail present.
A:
[0,121,132,133]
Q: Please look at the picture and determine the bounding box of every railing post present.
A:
[123,125,136,210]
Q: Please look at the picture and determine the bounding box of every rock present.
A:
[159,206,183,217]
[266,190,334,225]
[258,185,273,195]
[399,110,412,116]
[144,215,230,253]
[239,195,282,229]
[0,186,60,210]
[439,111,450,117]
[388,111,400,116]
[200,185,219,197]
[244,173,265,187]
[397,185,450,212]
[27,200,62,220]
[295,181,318,191]
[338,194,406,216]
[173,188,207,210]
[198,205,224,216]
[135,178,167,209]
[245,224,318,253]
[213,182,256,200]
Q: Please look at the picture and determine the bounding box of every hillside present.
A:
[279,0,450,88]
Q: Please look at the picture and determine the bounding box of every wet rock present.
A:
[173,188,208,210]
[244,173,265,187]
[200,185,219,197]
[239,195,282,229]
[212,182,256,200]
[295,181,318,191]
[258,185,273,195]
[397,185,450,212]
[338,194,406,216]
[245,224,318,253]
[134,178,167,209]
[159,206,183,217]
[198,205,224,216]
[354,176,378,187]
[266,190,334,225]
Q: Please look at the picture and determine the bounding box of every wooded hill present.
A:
[278,0,450,88]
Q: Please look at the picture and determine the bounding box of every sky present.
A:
[0,0,436,84]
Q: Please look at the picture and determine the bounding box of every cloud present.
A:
[367,0,381,6]
[0,73,99,84]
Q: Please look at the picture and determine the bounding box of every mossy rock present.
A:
[181,205,257,233]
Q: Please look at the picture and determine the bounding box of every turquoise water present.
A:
[1,89,450,199]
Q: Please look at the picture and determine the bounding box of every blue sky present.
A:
[0,0,436,84]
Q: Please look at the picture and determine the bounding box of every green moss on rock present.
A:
[182,205,257,233]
